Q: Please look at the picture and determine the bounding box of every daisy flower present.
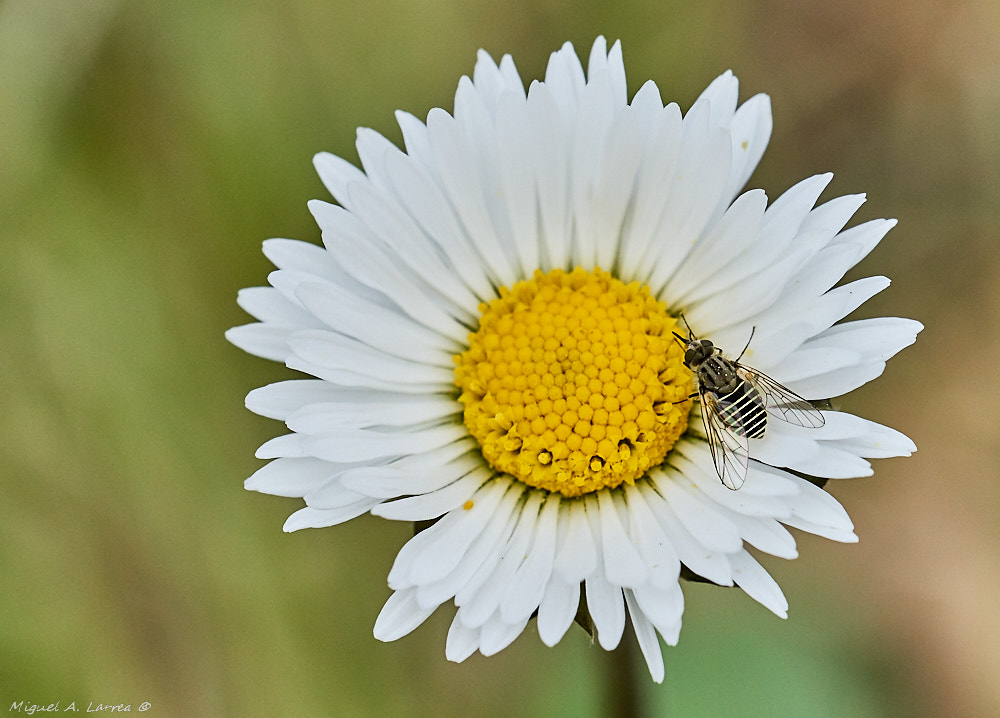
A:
[227,37,920,682]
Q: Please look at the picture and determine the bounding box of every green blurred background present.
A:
[2,0,998,715]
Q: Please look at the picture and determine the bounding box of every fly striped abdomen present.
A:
[716,382,767,439]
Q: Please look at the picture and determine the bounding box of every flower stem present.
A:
[603,620,646,718]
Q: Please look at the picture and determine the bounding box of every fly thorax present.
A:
[699,356,742,395]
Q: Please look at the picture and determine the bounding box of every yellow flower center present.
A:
[454,268,693,498]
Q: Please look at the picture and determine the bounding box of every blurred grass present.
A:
[2,0,999,716]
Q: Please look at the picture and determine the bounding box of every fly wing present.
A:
[738,366,825,428]
[700,392,750,490]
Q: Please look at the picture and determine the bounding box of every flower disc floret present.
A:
[455,268,693,497]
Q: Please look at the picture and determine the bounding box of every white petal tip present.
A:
[281,517,304,533]
[311,152,343,179]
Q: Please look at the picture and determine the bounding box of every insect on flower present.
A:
[674,315,826,490]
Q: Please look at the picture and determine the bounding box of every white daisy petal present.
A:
[742,275,893,371]
[525,81,572,268]
[347,176,489,309]
[388,478,516,590]
[458,492,544,629]
[451,503,525,607]
[698,70,739,129]
[726,512,798,559]
[425,488,526,608]
[444,614,481,662]
[783,474,857,536]
[618,102,683,278]
[805,317,922,362]
[640,481,734,586]
[790,192,868,255]
[694,193,868,329]
[497,54,526,98]
[570,71,616,268]
[672,445,796,517]
[684,173,834,329]
[313,151,366,210]
[236,286,321,327]
[593,106,643,270]
[382,154,496,304]
[631,581,685,645]
[767,410,916,459]
[478,613,531,657]
[782,516,859,544]
[499,494,560,624]
[452,78,521,282]
[768,243,872,314]
[624,589,666,683]
[765,347,863,383]
[536,573,581,647]
[287,397,460,435]
[667,188,768,305]
[304,477,373,510]
[225,323,295,362]
[640,102,733,295]
[651,470,743,553]
[623,483,681,590]
[245,457,339,497]
[471,50,514,113]
[355,127,398,191]
[730,550,788,618]
[426,107,518,286]
[773,317,923,392]
[585,572,626,651]
[288,330,454,386]
[644,107,733,294]
[245,380,348,420]
[255,432,307,459]
[722,93,772,206]
[784,362,888,400]
[339,451,480,500]
[231,38,918,679]
[755,197,874,311]
[394,110,435,171]
[544,41,586,127]
[753,423,874,479]
[414,484,526,609]
[285,356,451,396]
[309,199,477,337]
[553,499,598,583]
[372,465,493,521]
[282,501,378,531]
[294,279,456,366]
[629,80,664,136]
[496,91,541,276]
[603,40,627,108]
[301,424,467,464]
[596,491,648,588]
[824,422,916,459]
[264,235,352,282]
[374,588,436,642]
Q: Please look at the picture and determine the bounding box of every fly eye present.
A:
[701,340,713,349]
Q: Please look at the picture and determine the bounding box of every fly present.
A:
[674,315,825,490]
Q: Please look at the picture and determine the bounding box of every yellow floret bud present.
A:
[455,267,692,497]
